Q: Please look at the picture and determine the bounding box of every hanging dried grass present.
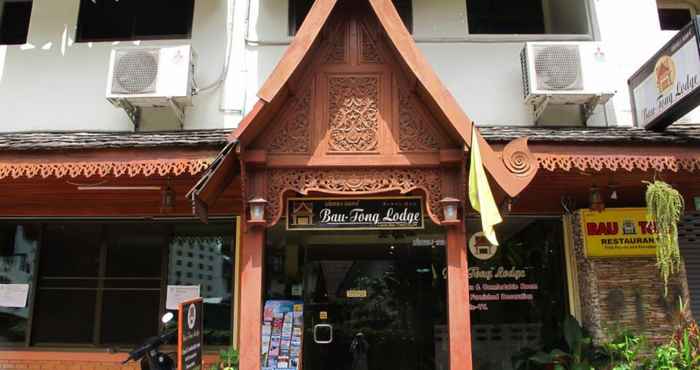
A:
[644,180,685,295]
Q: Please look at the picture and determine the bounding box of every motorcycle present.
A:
[122,312,177,370]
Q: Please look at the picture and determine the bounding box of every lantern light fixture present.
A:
[589,185,605,212]
[161,183,176,213]
[248,198,268,223]
[440,197,461,223]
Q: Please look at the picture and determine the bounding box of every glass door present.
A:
[302,244,447,370]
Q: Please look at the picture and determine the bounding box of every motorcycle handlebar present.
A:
[122,331,177,364]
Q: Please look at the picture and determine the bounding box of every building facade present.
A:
[1,1,700,370]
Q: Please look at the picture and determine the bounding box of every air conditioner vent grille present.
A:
[111,49,159,94]
[533,45,583,91]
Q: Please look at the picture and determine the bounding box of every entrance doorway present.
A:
[303,244,446,370]
[263,223,449,370]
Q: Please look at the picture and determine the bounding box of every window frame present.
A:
[0,0,33,46]
[74,0,196,43]
[287,0,414,36]
[0,218,237,352]
[463,0,595,40]
[657,0,698,31]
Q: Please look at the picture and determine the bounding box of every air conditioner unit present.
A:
[106,45,195,127]
[520,42,615,121]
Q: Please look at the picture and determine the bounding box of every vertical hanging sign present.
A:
[178,298,204,370]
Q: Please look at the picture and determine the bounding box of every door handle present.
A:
[313,324,333,344]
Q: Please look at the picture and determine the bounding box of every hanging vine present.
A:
[644,180,685,294]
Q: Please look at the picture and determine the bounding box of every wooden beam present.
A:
[238,226,265,370]
[446,225,472,370]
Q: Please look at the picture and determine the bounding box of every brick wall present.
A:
[0,353,218,370]
[570,213,690,344]
[0,361,217,370]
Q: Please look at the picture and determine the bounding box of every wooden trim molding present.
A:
[260,167,448,226]
[535,154,700,172]
[0,158,213,179]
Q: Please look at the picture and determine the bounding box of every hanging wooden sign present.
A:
[286,197,424,231]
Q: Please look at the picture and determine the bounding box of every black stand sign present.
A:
[286,197,424,231]
[178,298,203,370]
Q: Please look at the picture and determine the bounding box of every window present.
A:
[0,220,235,349]
[0,224,39,345]
[467,217,569,370]
[467,0,590,35]
[288,0,413,35]
[167,227,233,346]
[0,0,33,45]
[76,0,195,42]
[33,224,165,345]
[468,0,545,34]
[658,2,696,31]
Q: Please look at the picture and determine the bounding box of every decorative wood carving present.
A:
[265,168,445,226]
[501,137,538,182]
[268,85,313,153]
[359,24,382,64]
[0,159,212,179]
[322,24,347,64]
[328,76,380,152]
[536,154,700,173]
[399,90,440,152]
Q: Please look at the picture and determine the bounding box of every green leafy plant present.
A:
[671,299,700,369]
[648,344,681,370]
[644,180,684,294]
[209,346,239,370]
[529,315,607,370]
[602,329,646,370]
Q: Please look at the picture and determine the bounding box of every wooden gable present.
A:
[249,1,460,166]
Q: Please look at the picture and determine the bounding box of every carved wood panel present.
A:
[264,168,446,226]
[322,23,347,65]
[359,23,382,64]
[327,76,380,152]
[398,89,440,152]
[268,84,313,153]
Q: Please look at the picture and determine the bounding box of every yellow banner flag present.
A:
[468,126,502,246]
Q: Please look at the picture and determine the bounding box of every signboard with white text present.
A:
[178,298,203,370]
[286,197,424,231]
[629,17,700,130]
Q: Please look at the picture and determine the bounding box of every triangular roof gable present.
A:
[232,0,470,146]
[230,0,537,197]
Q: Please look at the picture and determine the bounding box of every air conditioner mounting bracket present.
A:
[167,98,185,129]
[581,94,603,122]
[108,98,141,130]
[531,94,552,122]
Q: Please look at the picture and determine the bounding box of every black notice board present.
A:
[178,298,203,370]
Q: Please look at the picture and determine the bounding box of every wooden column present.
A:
[238,225,265,370]
[446,225,472,370]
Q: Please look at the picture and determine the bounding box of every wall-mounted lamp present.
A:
[589,185,605,212]
[161,184,176,213]
[248,197,268,226]
[500,197,517,214]
[608,183,619,200]
[440,197,461,225]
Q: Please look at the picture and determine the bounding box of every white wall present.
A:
[0,0,696,132]
[0,0,235,132]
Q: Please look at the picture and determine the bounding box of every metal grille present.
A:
[533,45,583,91]
[680,212,700,317]
[111,49,159,94]
[520,47,531,98]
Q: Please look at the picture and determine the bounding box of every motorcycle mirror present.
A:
[161,312,174,324]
